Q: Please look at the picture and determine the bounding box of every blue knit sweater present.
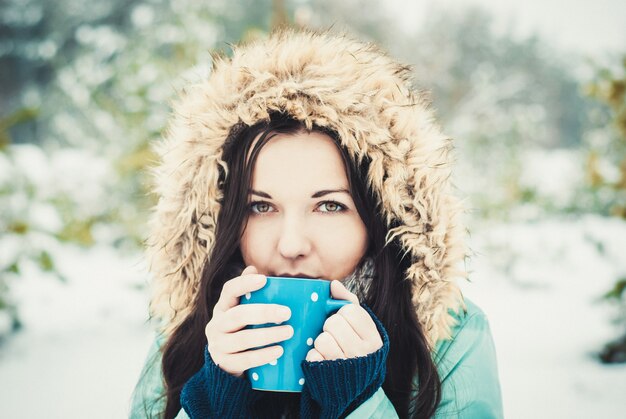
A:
[180,304,390,419]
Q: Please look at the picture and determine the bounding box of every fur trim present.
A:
[146,28,467,347]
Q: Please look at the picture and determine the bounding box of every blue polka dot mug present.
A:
[239,276,351,392]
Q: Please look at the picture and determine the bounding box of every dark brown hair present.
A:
[159,113,441,418]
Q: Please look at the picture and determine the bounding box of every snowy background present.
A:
[1,0,626,418]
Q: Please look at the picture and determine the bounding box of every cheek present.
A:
[317,218,368,279]
[240,221,270,267]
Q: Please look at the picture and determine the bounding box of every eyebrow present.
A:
[249,189,272,198]
[311,189,350,198]
[249,188,350,199]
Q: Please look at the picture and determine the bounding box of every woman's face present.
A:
[239,130,368,281]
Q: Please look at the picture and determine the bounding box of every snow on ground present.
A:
[0,244,155,419]
[1,216,625,418]
[462,215,626,418]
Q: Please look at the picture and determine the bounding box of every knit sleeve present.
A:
[180,346,263,418]
[299,304,390,419]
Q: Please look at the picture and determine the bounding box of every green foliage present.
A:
[7,220,30,235]
[603,278,626,301]
[36,251,55,272]
[0,146,62,333]
[584,56,626,218]
[585,56,626,363]
[0,108,38,149]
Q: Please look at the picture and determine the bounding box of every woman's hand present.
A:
[305,280,382,362]
[205,266,294,377]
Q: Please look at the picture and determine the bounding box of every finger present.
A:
[219,325,294,354]
[322,313,363,357]
[331,280,359,304]
[314,331,345,361]
[218,345,284,375]
[305,348,324,362]
[214,269,266,312]
[217,304,291,333]
[336,303,379,341]
[241,265,258,276]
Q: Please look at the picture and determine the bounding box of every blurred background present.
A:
[1,0,625,417]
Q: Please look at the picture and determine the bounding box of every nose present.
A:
[277,216,312,260]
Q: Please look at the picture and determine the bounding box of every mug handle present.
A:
[325,298,351,315]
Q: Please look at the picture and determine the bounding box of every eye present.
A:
[249,201,274,214]
[317,201,346,213]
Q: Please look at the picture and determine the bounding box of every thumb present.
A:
[241,265,258,276]
[331,280,359,304]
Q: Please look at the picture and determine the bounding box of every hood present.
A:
[146,28,467,347]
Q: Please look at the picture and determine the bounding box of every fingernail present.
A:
[275,346,284,358]
[285,326,294,338]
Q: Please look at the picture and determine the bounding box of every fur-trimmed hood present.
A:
[146,28,467,347]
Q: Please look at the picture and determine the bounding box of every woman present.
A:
[130,29,503,418]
